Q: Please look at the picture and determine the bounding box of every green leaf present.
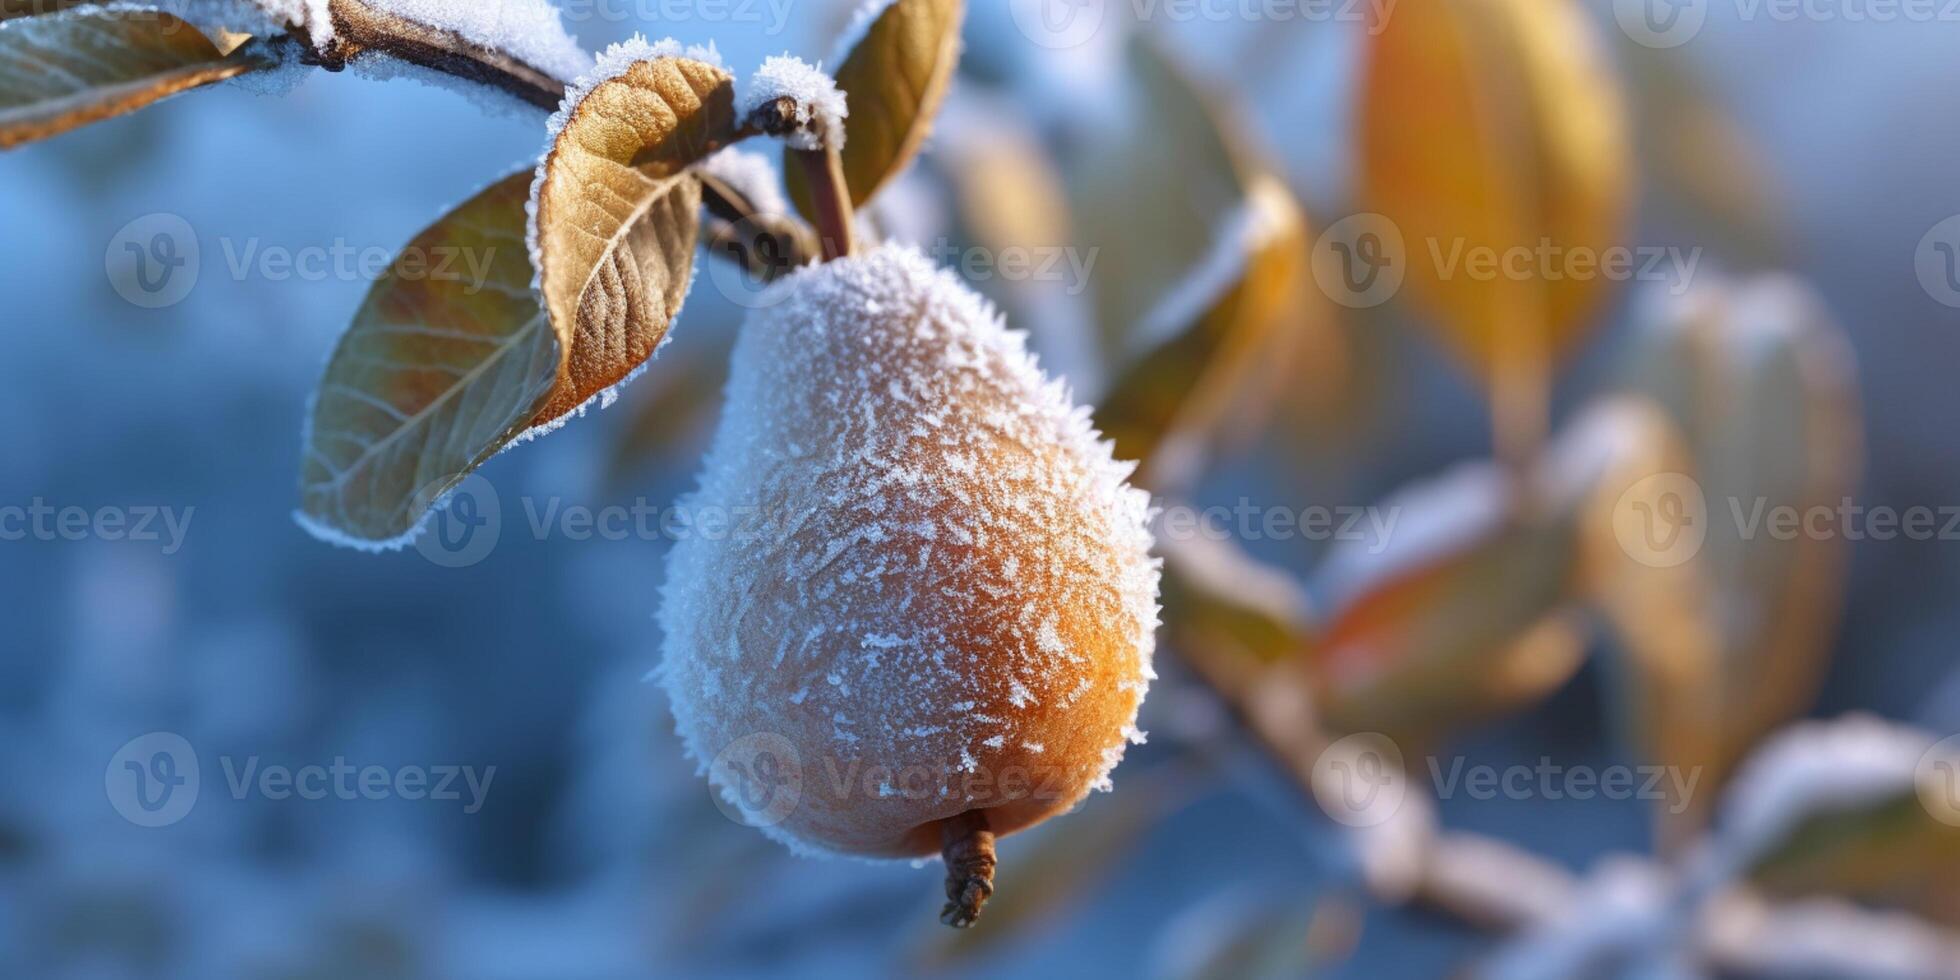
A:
[529,54,733,428]
[787,0,963,218]
[0,6,270,150]
[298,171,559,545]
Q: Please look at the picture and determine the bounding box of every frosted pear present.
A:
[659,244,1159,866]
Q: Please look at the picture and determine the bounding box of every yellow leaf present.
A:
[0,7,272,150]
[529,55,734,429]
[1096,174,1318,489]
[1602,276,1863,843]
[1359,0,1631,451]
[1564,394,1723,846]
[298,171,559,545]
[787,0,963,217]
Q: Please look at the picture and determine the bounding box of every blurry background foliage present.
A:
[3,0,1960,976]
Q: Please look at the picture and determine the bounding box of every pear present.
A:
[659,243,1159,926]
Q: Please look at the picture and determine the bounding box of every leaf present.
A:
[529,54,734,429]
[298,171,559,544]
[1714,717,1960,925]
[1159,526,1317,671]
[1309,461,1588,747]
[0,6,271,150]
[1071,33,1250,363]
[1603,276,1863,840]
[1095,173,1317,488]
[786,0,963,218]
[1358,0,1631,384]
[1562,395,1724,847]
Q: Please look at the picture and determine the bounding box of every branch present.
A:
[319,0,567,111]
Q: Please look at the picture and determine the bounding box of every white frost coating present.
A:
[364,0,592,83]
[247,0,332,47]
[740,55,848,151]
[1713,714,1934,873]
[660,243,1160,859]
[829,0,895,65]
[696,146,789,219]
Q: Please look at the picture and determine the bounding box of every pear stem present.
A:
[938,810,997,928]
[791,145,856,262]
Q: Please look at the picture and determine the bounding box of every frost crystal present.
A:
[365,0,592,83]
[660,244,1160,859]
[740,55,848,151]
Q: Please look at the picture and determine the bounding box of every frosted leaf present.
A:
[364,0,591,83]
[1712,714,1933,873]
[660,243,1159,859]
[740,54,847,151]
[1314,461,1509,614]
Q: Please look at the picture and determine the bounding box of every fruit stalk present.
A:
[791,146,856,261]
[938,810,997,928]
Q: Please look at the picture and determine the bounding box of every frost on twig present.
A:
[739,55,848,151]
